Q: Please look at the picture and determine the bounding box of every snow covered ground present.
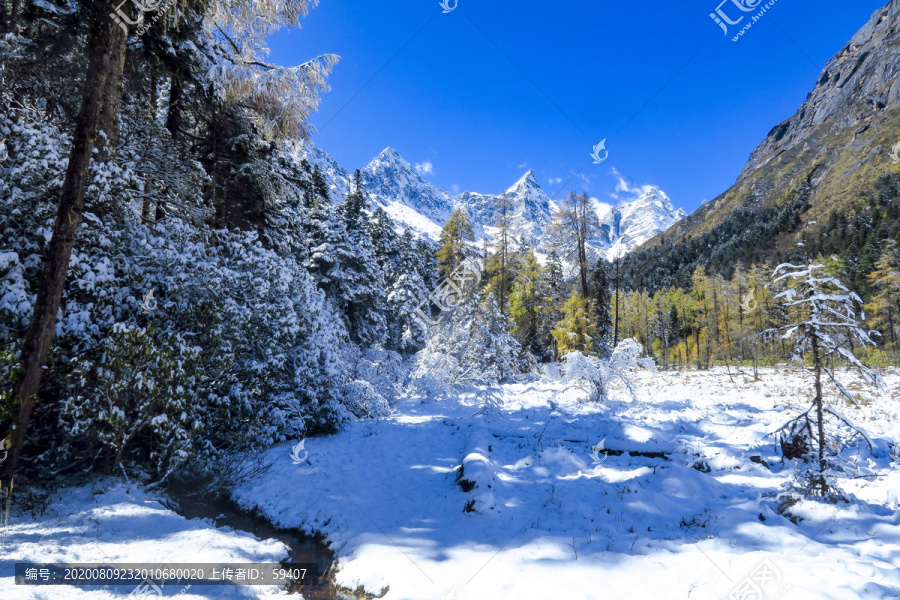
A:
[0,483,291,599]
[4,367,900,599]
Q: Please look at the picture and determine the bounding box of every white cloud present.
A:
[548,177,563,186]
[415,160,434,176]
[609,167,654,201]
[451,184,460,195]
[518,161,527,169]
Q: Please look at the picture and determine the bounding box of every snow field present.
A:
[0,483,290,599]
[233,367,900,600]
[3,367,898,600]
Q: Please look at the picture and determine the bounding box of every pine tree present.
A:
[865,240,900,349]
[547,191,600,299]
[540,250,567,359]
[552,291,597,356]
[509,249,545,357]
[436,207,476,279]
[590,258,614,357]
[342,170,368,230]
[305,197,387,347]
[651,290,674,370]
[309,164,330,207]
[411,287,523,393]
[368,206,400,268]
[485,194,519,313]
[387,230,432,353]
[416,238,442,292]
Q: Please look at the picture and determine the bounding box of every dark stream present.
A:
[163,484,340,599]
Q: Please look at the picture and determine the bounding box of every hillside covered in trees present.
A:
[624,0,900,300]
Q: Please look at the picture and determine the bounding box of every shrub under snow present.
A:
[561,339,656,402]
[410,290,526,397]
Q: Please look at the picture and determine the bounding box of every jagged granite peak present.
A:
[362,148,455,220]
[506,170,551,220]
[461,169,553,243]
[506,169,540,194]
[741,0,900,178]
[374,147,404,162]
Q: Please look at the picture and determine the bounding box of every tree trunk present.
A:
[165,75,184,139]
[1,3,124,484]
[613,259,620,347]
[695,327,701,370]
[149,75,158,122]
[96,23,128,159]
[812,334,826,475]
[887,308,896,349]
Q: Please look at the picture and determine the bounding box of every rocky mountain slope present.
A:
[626,0,900,292]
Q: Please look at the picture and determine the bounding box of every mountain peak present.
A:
[507,169,541,194]
[376,147,405,163]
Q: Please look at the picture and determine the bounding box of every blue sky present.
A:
[268,0,886,213]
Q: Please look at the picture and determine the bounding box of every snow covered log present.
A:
[458,428,496,513]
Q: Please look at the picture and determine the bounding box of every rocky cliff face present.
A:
[741,0,900,179]
[637,0,900,261]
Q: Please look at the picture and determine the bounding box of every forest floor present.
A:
[3,366,900,599]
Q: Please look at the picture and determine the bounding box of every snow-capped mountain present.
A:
[360,148,457,240]
[461,170,552,244]
[291,139,685,259]
[594,187,686,259]
[287,139,351,200]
